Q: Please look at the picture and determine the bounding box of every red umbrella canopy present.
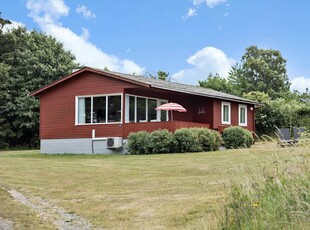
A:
[155,102,187,112]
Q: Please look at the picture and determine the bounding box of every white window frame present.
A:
[125,94,168,123]
[221,102,231,125]
[75,93,123,125]
[238,104,247,126]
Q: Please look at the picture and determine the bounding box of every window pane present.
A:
[80,97,91,123]
[129,96,135,122]
[148,99,157,121]
[93,97,106,123]
[78,98,89,124]
[108,96,121,122]
[240,107,245,123]
[223,105,228,122]
[137,97,146,122]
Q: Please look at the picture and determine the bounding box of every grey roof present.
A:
[101,69,259,105]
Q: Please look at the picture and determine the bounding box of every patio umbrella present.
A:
[155,102,187,121]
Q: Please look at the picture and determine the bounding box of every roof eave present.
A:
[151,85,261,105]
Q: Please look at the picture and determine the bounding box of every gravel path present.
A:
[0,218,13,230]
[8,189,100,230]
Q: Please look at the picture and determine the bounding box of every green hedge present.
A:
[222,126,254,149]
[128,128,222,154]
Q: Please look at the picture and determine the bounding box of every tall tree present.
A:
[229,46,290,99]
[148,70,170,81]
[198,73,239,95]
[0,27,79,148]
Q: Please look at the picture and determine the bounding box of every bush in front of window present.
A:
[128,128,223,154]
[222,126,254,149]
[148,129,174,154]
[127,131,151,155]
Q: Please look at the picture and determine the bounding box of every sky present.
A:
[1,0,310,92]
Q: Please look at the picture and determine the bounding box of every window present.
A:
[76,94,122,124]
[125,95,168,123]
[221,102,231,125]
[239,104,247,126]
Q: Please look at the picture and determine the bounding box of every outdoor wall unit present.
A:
[106,137,123,149]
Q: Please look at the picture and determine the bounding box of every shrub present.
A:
[127,130,151,155]
[222,126,254,149]
[173,128,202,153]
[191,128,222,151]
[148,129,173,154]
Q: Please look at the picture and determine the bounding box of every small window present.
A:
[239,104,247,126]
[221,102,231,125]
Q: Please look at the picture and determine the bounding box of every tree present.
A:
[0,27,79,148]
[148,70,170,81]
[198,73,239,95]
[229,46,290,99]
[0,12,12,30]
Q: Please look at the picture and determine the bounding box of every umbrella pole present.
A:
[171,110,173,121]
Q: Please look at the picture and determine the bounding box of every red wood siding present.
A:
[123,121,210,138]
[213,99,255,132]
[40,72,141,139]
[38,72,255,139]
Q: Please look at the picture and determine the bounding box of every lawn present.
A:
[0,142,308,229]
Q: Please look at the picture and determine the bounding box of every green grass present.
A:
[0,142,309,229]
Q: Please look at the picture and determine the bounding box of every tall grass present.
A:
[219,143,310,229]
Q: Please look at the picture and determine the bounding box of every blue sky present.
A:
[1,0,310,92]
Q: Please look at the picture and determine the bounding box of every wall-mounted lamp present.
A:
[250,107,254,111]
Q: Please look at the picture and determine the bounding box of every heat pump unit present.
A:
[106,137,123,149]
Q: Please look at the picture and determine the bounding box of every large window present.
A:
[239,104,247,126]
[125,95,168,123]
[77,94,122,124]
[221,102,231,125]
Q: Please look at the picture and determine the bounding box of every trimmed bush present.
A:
[173,128,202,153]
[191,128,222,151]
[222,126,254,149]
[128,127,224,154]
[148,129,173,154]
[127,130,151,155]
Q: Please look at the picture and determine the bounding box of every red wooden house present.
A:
[30,67,259,154]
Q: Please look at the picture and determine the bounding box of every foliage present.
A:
[173,128,202,153]
[127,128,221,154]
[229,46,290,99]
[220,153,310,229]
[198,73,239,96]
[191,128,222,151]
[298,130,310,147]
[222,126,254,149]
[243,91,310,135]
[148,129,173,154]
[0,12,12,30]
[0,27,78,148]
[127,131,151,155]
[148,70,170,81]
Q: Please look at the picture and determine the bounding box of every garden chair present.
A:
[276,128,294,146]
[293,127,305,143]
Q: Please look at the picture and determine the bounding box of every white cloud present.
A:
[76,5,96,20]
[171,47,235,85]
[184,0,226,21]
[26,0,144,75]
[182,8,198,21]
[193,0,226,8]
[2,20,25,33]
[290,76,310,92]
